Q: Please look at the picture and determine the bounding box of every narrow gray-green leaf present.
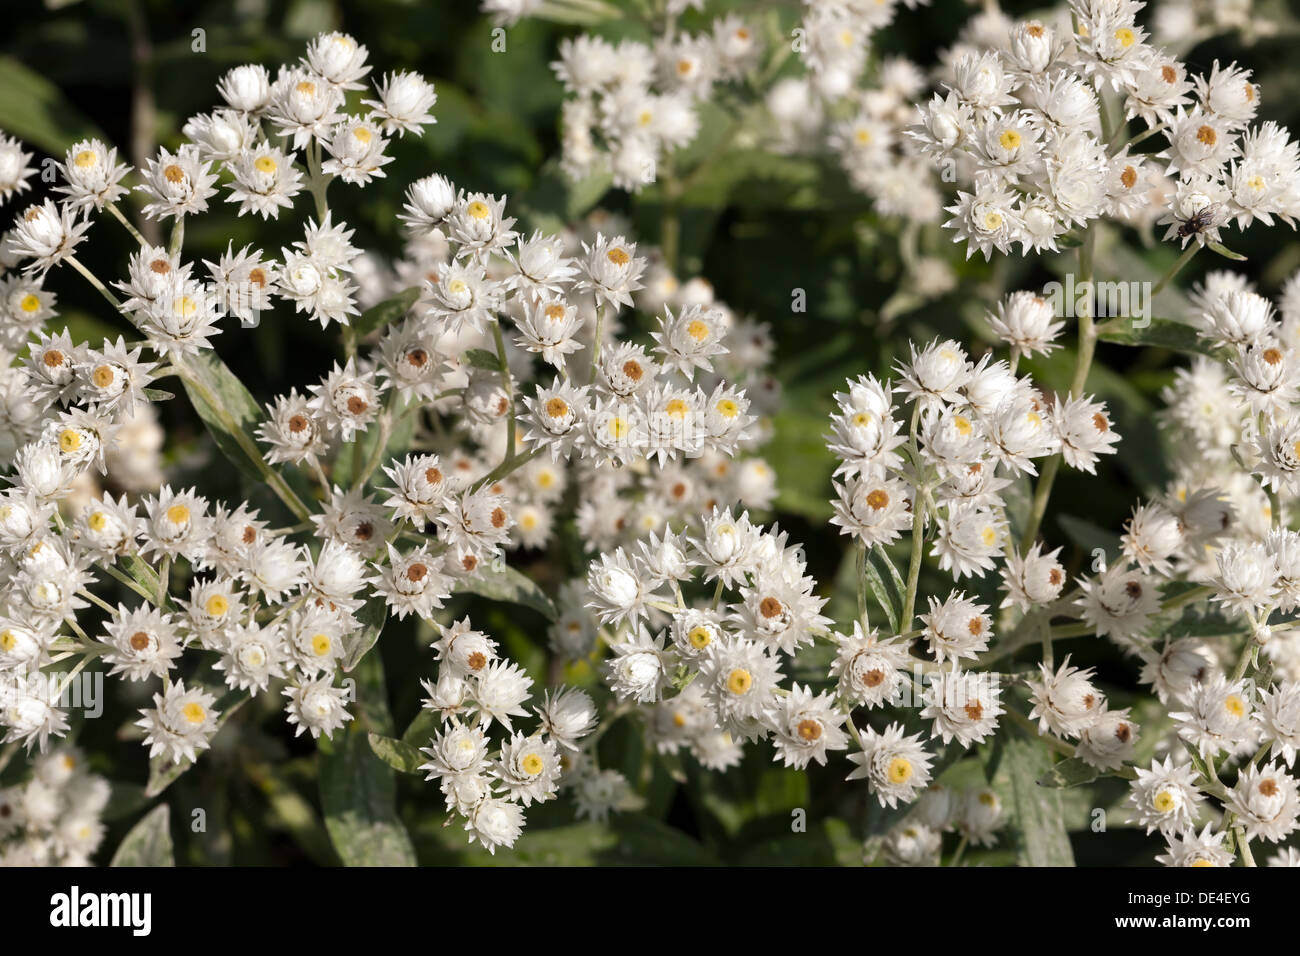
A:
[342,596,388,671]
[0,56,106,156]
[1206,241,1247,261]
[354,287,419,338]
[109,803,174,867]
[462,347,503,371]
[1095,317,1216,357]
[861,550,900,634]
[368,732,425,775]
[1006,737,1076,866]
[179,351,268,486]
[1036,756,1101,788]
[319,672,417,871]
[454,562,558,621]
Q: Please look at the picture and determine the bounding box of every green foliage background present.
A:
[5,0,1300,865]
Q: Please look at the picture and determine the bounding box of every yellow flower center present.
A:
[887,757,913,784]
[166,504,191,525]
[521,753,544,775]
[1114,27,1135,47]
[182,702,207,724]
[998,129,1022,150]
[606,247,631,266]
[726,668,753,695]
[92,365,116,388]
[665,398,690,420]
[1152,790,1176,813]
[19,293,41,313]
[716,399,739,418]
[205,594,230,617]
[1224,695,1245,718]
[74,149,98,168]
[254,155,277,174]
[608,417,630,440]
[58,429,82,453]
[311,633,332,656]
[466,200,490,219]
[0,630,15,652]
[88,512,108,532]
[352,126,373,144]
[686,319,710,341]
[688,626,712,649]
[954,415,973,436]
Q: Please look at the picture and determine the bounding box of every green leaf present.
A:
[861,547,901,633]
[1206,241,1247,261]
[400,708,441,748]
[179,351,269,486]
[1095,317,1216,357]
[341,596,388,671]
[141,387,175,402]
[462,347,503,371]
[368,732,425,775]
[319,724,417,867]
[319,654,417,866]
[354,287,419,338]
[565,167,614,219]
[0,56,106,156]
[109,803,175,867]
[1056,513,1121,563]
[455,562,558,621]
[118,554,161,600]
[1006,737,1076,866]
[738,819,862,866]
[415,813,719,865]
[1036,756,1101,788]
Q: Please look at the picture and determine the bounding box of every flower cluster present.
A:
[0,745,107,866]
[914,0,1300,259]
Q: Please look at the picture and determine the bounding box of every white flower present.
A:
[6,200,90,275]
[772,684,850,769]
[1027,655,1106,739]
[830,623,912,707]
[1227,764,1300,843]
[101,605,182,682]
[921,668,1004,747]
[1156,825,1233,867]
[283,677,352,739]
[1127,757,1205,835]
[1075,706,1139,771]
[135,145,218,220]
[847,722,933,808]
[536,687,597,751]
[363,70,437,136]
[1172,675,1257,758]
[136,680,219,765]
[464,796,525,854]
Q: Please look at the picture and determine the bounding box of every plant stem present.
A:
[1152,243,1199,298]
[949,834,969,867]
[1019,453,1061,551]
[901,404,925,630]
[107,202,148,246]
[168,215,185,259]
[492,318,517,463]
